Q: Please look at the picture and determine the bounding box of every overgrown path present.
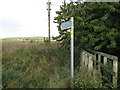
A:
[2,41,103,88]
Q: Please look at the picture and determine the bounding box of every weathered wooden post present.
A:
[98,55,101,72]
[103,57,108,82]
[88,55,93,69]
[88,49,118,88]
[113,60,118,88]
[84,53,88,67]
[94,54,97,69]
[103,57,107,65]
[83,52,86,66]
[80,51,84,67]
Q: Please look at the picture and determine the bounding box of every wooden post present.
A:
[98,55,101,72]
[47,0,51,42]
[84,54,88,67]
[94,54,97,68]
[113,60,118,88]
[80,51,84,67]
[83,52,86,66]
[88,56,93,69]
[103,57,107,65]
[103,57,107,81]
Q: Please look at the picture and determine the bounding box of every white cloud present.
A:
[0,0,62,38]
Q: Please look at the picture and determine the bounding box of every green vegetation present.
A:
[2,41,61,88]
[2,37,56,42]
[54,2,120,55]
[2,40,104,88]
[2,2,120,88]
[2,41,70,88]
[54,2,120,88]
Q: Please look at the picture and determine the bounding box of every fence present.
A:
[80,49,118,88]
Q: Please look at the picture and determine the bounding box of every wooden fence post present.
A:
[103,57,107,81]
[87,49,118,88]
[83,52,85,66]
[103,57,107,65]
[98,55,101,72]
[93,54,97,68]
[113,60,118,88]
[84,54,88,67]
[80,51,84,67]
[88,56,93,69]
[84,52,86,66]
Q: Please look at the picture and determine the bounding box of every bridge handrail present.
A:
[80,49,118,88]
[88,49,118,61]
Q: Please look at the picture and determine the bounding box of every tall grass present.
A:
[2,41,70,88]
[2,40,104,88]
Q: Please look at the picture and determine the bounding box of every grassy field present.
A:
[2,40,71,88]
[2,40,103,88]
[2,37,55,42]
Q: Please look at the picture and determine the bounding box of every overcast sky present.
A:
[0,0,71,39]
